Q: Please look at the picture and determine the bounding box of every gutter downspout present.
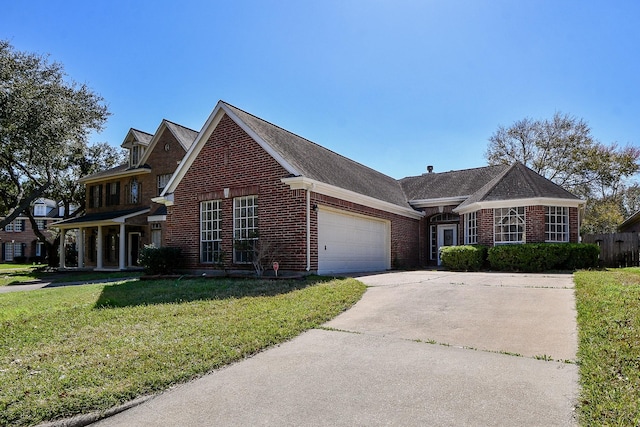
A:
[306,189,311,271]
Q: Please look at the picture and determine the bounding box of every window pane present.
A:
[494,207,525,244]
[200,200,222,263]
[233,195,258,263]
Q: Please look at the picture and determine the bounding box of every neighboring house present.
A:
[148,101,585,275]
[619,211,640,232]
[1,198,61,262]
[52,120,197,270]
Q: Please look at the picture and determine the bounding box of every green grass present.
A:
[0,266,143,287]
[0,276,366,426]
[574,268,640,426]
[0,265,48,286]
[0,263,38,270]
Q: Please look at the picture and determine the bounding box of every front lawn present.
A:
[0,265,48,286]
[0,276,366,426]
[0,266,143,287]
[574,268,640,426]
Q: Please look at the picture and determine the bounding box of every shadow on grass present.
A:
[94,276,334,308]
[2,268,53,286]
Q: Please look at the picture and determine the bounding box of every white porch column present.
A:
[119,223,126,270]
[59,230,66,269]
[96,226,104,269]
[77,228,84,268]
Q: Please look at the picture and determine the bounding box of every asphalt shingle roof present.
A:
[456,162,580,209]
[130,129,153,145]
[53,207,149,226]
[165,121,198,150]
[223,102,412,209]
[399,165,508,200]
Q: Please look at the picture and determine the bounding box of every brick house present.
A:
[1,198,61,262]
[53,120,197,270]
[150,101,584,274]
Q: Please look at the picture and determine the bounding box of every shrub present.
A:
[138,245,182,275]
[440,245,487,271]
[487,243,599,272]
[563,243,600,270]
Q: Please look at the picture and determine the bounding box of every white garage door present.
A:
[318,208,390,274]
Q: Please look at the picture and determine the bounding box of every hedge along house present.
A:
[155,101,585,274]
[52,120,197,270]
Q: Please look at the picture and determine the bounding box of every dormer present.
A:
[121,128,153,168]
[33,198,57,217]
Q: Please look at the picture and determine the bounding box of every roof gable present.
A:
[121,128,153,148]
[455,162,581,211]
[222,103,410,208]
[138,119,198,165]
[163,101,413,211]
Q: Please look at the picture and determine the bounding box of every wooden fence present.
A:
[582,233,640,267]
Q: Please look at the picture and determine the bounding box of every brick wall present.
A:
[0,217,56,261]
[168,113,421,272]
[475,205,581,246]
[478,209,494,246]
[81,128,188,253]
[525,205,546,242]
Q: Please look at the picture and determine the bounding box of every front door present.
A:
[128,232,141,267]
[437,224,457,265]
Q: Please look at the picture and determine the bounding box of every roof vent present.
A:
[427,165,434,173]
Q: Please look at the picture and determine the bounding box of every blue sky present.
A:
[2,1,639,179]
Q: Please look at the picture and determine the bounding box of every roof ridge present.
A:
[461,162,515,206]
[400,164,507,180]
[130,127,153,136]
[221,100,399,182]
[163,119,198,133]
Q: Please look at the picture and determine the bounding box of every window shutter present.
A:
[21,220,26,231]
[99,185,103,207]
[1,243,5,261]
[89,186,95,207]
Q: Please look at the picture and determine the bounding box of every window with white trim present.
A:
[200,200,222,263]
[157,173,172,196]
[4,242,22,261]
[233,195,258,263]
[106,182,120,206]
[34,204,47,216]
[545,206,569,242]
[494,207,525,244]
[130,145,140,166]
[150,222,162,248]
[36,242,44,257]
[127,178,140,204]
[4,220,24,233]
[465,212,478,244]
[36,219,46,230]
[89,184,103,208]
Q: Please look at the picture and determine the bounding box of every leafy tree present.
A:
[485,112,640,201]
[0,40,110,230]
[581,198,626,234]
[486,112,640,233]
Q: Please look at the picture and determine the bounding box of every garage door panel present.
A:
[318,209,390,274]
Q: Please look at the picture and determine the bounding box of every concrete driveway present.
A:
[91,271,578,426]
